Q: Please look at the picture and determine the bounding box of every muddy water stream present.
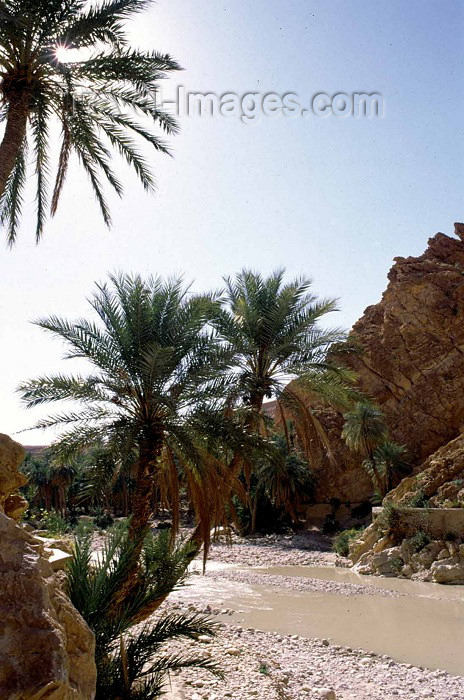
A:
[173,564,464,676]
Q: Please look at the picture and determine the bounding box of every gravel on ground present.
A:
[163,607,464,700]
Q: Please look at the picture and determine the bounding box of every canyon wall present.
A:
[312,223,464,504]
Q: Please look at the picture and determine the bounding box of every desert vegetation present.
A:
[1,0,463,699]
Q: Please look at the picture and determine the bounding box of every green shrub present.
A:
[407,530,431,553]
[389,556,404,572]
[406,489,429,508]
[332,528,364,557]
[35,509,69,535]
[93,508,114,530]
[376,502,404,540]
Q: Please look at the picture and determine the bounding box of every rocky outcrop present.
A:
[385,432,464,507]
[312,223,464,503]
[0,433,28,520]
[0,514,96,698]
[349,222,464,464]
[348,434,464,583]
[350,522,464,584]
[0,434,96,699]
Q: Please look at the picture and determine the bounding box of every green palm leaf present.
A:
[0,0,181,243]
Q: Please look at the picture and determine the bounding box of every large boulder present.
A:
[0,435,96,699]
[0,433,28,520]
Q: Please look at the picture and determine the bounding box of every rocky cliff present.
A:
[349,222,464,464]
[0,434,96,699]
[313,223,464,504]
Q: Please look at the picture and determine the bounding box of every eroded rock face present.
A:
[0,433,28,520]
[385,432,464,507]
[0,434,96,699]
[0,514,96,698]
[349,223,464,465]
[313,223,464,503]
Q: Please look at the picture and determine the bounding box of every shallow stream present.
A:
[173,563,464,675]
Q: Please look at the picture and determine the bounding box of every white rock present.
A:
[312,688,337,700]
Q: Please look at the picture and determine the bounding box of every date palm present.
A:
[213,269,357,471]
[0,0,180,244]
[18,273,260,574]
[342,402,409,497]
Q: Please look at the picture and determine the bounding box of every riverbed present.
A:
[172,562,464,677]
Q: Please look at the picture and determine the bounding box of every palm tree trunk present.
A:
[0,92,29,197]
[128,435,163,541]
[113,435,163,610]
[250,493,258,534]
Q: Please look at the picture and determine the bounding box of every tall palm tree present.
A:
[0,0,180,244]
[364,440,410,498]
[341,402,388,457]
[18,273,261,569]
[212,269,357,472]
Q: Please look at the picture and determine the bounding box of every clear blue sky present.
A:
[0,0,462,442]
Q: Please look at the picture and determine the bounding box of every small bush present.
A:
[407,530,431,553]
[332,528,363,557]
[389,556,404,572]
[93,509,114,530]
[376,502,401,535]
[406,489,429,508]
[34,509,69,534]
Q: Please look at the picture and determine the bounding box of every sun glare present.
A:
[55,45,71,63]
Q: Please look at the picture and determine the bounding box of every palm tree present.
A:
[341,402,388,457]
[212,269,356,473]
[0,0,180,244]
[250,432,315,533]
[67,523,222,698]
[365,440,410,497]
[18,273,261,572]
[342,402,409,497]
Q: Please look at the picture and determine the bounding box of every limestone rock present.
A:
[385,433,464,507]
[0,434,96,698]
[430,559,464,584]
[311,689,337,700]
[349,525,377,561]
[0,433,27,520]
[4,490,29,521]
[0,512,96,699]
